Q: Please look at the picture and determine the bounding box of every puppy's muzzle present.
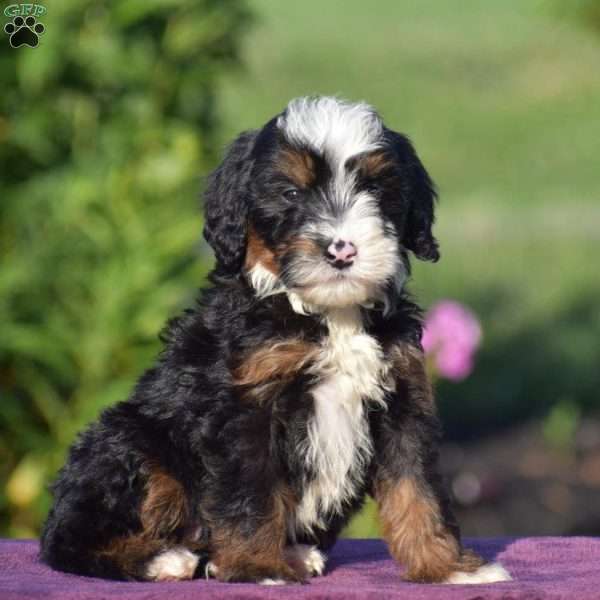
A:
[324,239,357,270]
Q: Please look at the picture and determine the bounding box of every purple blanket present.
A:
[1,537,599,599]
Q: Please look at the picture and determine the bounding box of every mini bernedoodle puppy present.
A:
[41,97,511,585]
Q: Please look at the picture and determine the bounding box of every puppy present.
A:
[40,96,510,585]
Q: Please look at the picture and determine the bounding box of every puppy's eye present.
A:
[283,188,300,200]
[365,183,381,195]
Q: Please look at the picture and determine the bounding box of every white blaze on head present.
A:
[277,96,384,170]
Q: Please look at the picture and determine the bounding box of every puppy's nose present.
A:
[325,239,357,269]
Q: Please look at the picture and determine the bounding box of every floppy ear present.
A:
[386,130,440,262]
[203,130,258,274]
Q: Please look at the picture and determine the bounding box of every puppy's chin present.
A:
[292,278,379,309]
[248,261,404,313]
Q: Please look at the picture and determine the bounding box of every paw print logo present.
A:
[4,15,45,48]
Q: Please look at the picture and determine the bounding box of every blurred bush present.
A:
[0,0,251,537]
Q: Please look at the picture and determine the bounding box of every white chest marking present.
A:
[295,307,390,533]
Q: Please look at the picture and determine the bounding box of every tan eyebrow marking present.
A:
[277,147,316,188]
[348,150,395,178]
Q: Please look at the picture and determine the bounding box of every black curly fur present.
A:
[384,129,440,262]
[203,131,258,274]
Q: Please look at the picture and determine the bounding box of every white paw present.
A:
[284,544,326,577]
[145,547,198,581]
[259,578,287,585]
[205,560,218,579]
[445,562,512,584]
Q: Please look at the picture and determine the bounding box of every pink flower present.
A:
[422,300,482,381]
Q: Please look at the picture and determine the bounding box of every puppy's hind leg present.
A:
[93,461,204,581]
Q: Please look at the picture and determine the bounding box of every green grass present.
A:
[214,0,600,535]
[218,0,600,209]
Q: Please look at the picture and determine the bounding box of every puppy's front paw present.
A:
[445,562,512,584]
[145,547,199,581]
[284,544,326,577]
[205,560,219,579]
[209,558,304,584]
[258,577,288,585]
